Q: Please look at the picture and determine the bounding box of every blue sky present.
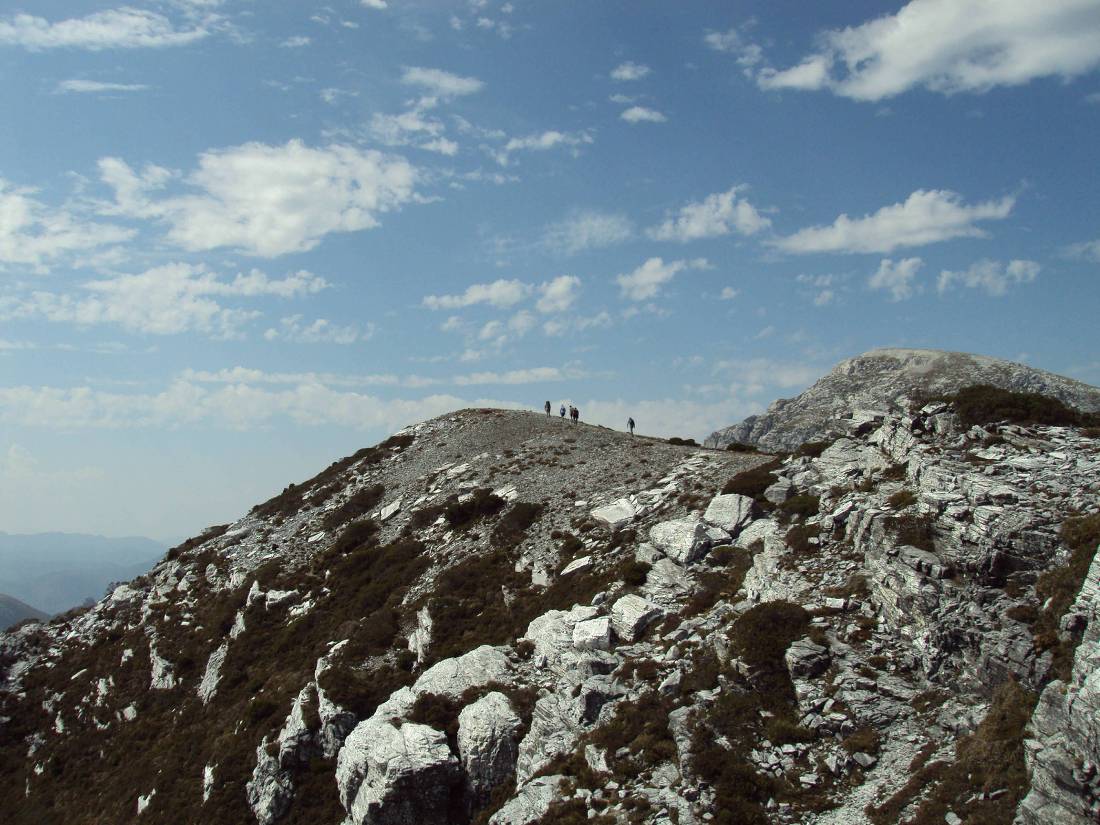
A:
[2,0,1099,540]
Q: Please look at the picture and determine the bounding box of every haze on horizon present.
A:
[1,0,1099,540]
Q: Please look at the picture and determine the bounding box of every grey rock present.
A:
[488,775,563,825]
[591,498,641,531]
[458,692,522,806]
[649,518,710,565]
[610,594,665,642]
[785,637,831,679]
[336,719,460,825]
[703,494,755,535]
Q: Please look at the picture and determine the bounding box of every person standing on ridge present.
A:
[628,416,635,436]
[559,403,566,419]
[544,400,551,418]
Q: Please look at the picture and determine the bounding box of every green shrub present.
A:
[785,524,821,555]
[667,436,698,446]
[490,501,543,550]
[951,384,1096,429]
[322,484,385,531]
[887,489,917,510]
[796,440,832,458]
[721,459,782,505]
[445,488,506,529]
[725,442,758,453]
[779,494,819,521]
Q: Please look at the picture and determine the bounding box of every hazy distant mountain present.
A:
[0,532,166,616]
[706,347,1100,452]
[0,593,48,630]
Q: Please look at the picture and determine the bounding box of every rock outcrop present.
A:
[705,348,1100,451]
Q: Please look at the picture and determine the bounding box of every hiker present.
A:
[544,400,551,417]
[628,416,635,436]
[571,406,580,424]
[559,403,566,419]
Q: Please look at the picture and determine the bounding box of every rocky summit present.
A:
[705,348,1100,453]
[3,395,1100,824]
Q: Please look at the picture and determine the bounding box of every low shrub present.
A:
[951,384,1097,429]
[725,442,758,453]
[779,494,819,521]
[445,489,506,529]
[322,484,385,531]
[490,501,543,550]
[667,437,698,446]
[796,440,832,458]
[721,459,783,505]
[886,489,917,510]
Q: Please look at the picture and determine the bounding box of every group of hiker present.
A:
[543,400,636,435]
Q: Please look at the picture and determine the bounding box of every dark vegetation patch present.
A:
[165,523,230,562]
[591,691,677,778]
[490,501,543,551]
[725,442,758,453]
[785,524,822,557]
[1031,513,1100,681]
[689,601,814,824]
[796,440,833,458]
[667,436,699,447]
[721,459,783,510]
[445,488,506,529]
[948,384,1098,429]
[887,489,917,510]
[682,547,753,617]
[886,513,937,553]
[251,432,414,520]
[890,680,1037,825]
[778,494,820,522]
[321,484,385,531]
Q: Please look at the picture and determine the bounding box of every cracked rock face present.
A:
[336,719,460,825]
[458,691,522,806]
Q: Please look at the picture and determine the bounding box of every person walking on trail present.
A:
[559,403,566,419]
[571,406,580,424]
[544,400,551,418]
[628,416,635,436]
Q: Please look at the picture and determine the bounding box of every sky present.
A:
[1,0,1100,541]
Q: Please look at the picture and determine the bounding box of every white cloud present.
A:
[937,259,1040,295]
[369,106,445,146]
[1,264,326,337]
[361,0,388,9]
[611,61,651,81]
[542,210,632,255]
[536,275,581,313]
[495,130,593,165]
[1065,237,1100,262]
[0,8,212,50]
[56,79,150,93]
[0,178,134,271]
[320,87,358,105]
[868,257,924,301]
[703,27,763,67]
[453,366,586,386]
[813,289,835,306]
[757,0,1100,101]
[264,315,366,344]
[772,189,1014,254]
[99,140,418,257]
[420,138,459,156]
[401,66,484,98]
[280,35,311,48]
[616,257,708,301]
[423,279,530,310]
[620,106,667,124]
[542,311,612,337]
[648,185,771,242]
[719,287,739,300]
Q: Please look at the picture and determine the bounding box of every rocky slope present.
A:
[3,403,1100,824]
[705,348,1100,452]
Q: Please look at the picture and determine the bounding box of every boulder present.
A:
[785,637,830,679]
[610,594,665,642]
[560,555,592,576]
[572,616,613,651]
[414,645,512,698]
[703,494,754,535]
[246,738,293,825]
[591,498,641,531]
[336,720,460,825]
[458,692,522,805]
[649,518,709,565]
[488,775,563,825]
[764,477,794,505]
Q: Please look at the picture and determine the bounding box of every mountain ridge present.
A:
[706,348,1100,452]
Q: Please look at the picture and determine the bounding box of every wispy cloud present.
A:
[611,61,651,81]
[937,259,1040,296]
[616,257,709,301]
[423,279,530,310]
[620,106,667,124]
[868,257,923,301]
[0,8,214,51]
[772,190,1014,254]
[55,79,150,93]
[401,66,484,98]
[542,210,633,255]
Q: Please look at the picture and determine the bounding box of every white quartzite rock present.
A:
[458,691,523,805]
[559,555,592,576]
[488,775,563,825]
[197,641,228,704]
[610,594,665,642]
[414,645,512,698]
[572,616,613,651]
[649,518,710,565]
[590,498,641,531]
[704,493,755,534]
[336,720,460,825]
